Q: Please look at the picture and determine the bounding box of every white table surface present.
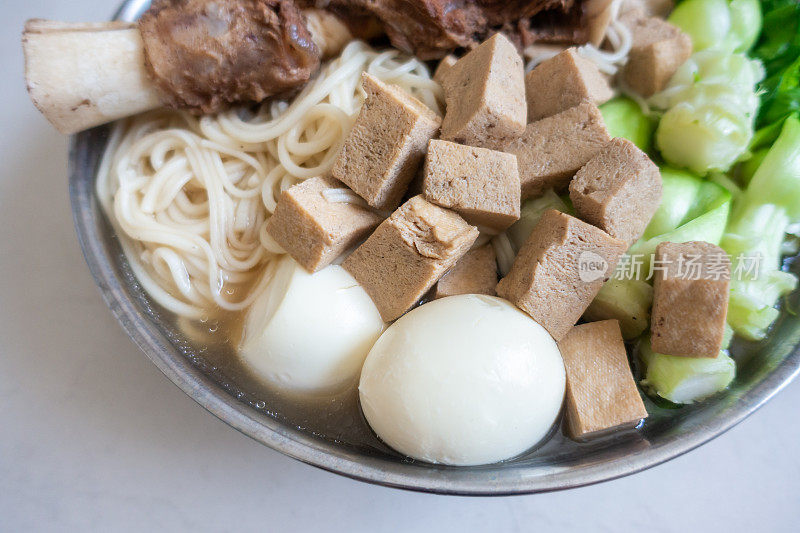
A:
[2,2,799,531]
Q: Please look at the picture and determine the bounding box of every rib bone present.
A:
[23,20,162,134]
[23,11,354,135]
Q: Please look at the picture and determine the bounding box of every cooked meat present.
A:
[308,0,575,59]
[139,0,320,113]
[515,1,587,46]
[138,0,598,112]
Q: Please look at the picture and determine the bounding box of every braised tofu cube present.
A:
[343,195,478,321]
[265,177,382,272]
[433,54,458,85]
[421,139,521,232]
[651,241,731,357]
[332,73,441,211]
[570,137,662,245]
[439,33,526,149]
[496,210,626,341]
[525,48,613,121]
[434,244,498,299]
[558,320,648,440]
[505,101,611,199]
[620,10,693,97]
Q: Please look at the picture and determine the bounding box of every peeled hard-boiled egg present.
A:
[359,295,566,466]
[239,256,384,394]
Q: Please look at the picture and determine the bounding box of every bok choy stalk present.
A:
[629,168,732,274]
[506,190,572,252]
[599,97,655,154]
[650,50,764,175]
[584,279,653,340]
[638,335,736,404]
[669,0,762,53]
[721,114,800,340]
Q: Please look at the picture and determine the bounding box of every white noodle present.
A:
[322,188,369,207]
[471,232,493,250]
[618,78,654,115]
[523,46,565,72]
[576,21,633,75]
[492,233,517,278]
[97,41,441,318]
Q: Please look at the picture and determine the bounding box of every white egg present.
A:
[239,256,384,394]
[359,295,566,466]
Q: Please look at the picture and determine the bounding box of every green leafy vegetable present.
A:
[708,172,743,198]
[650,50,764,175]
[751,0,800,128]
[758,55,800,127]
[599,97,655,153]
[638,335,736,404]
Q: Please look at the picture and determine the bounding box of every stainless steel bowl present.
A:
[68,0,800,495]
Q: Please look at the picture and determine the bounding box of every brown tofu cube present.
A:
[570,137,662,245]
[496,210,626,340]
[558,320,648,440]
[525,48,614,122]
[265,177,382,272]
[651,241,731,357]
[440,33,526,149]
[433,54,458,85]
[343,195,478,321]
[421,139,521,232]
[434,244,498,299]
[331,73,441,211]
[505,101,611,199]
[620,11,693,97]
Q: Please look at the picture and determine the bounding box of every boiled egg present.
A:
[359,295,565,465]
[239,256,384,394]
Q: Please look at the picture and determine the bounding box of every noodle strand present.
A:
[96,41,440,318]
